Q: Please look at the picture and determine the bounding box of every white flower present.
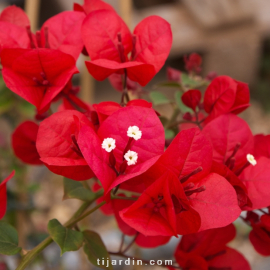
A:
[247,154,257,166]
[124,150,138,166]
[101,138,116,152]
[127,126,142,140]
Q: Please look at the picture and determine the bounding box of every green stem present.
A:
[16,191,104,270]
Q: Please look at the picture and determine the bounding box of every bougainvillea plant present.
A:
[0,1,270,269]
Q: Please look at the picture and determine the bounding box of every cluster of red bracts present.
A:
[1,0,270,267]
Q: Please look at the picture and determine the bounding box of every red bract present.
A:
[202,114,254,172]
[1,48,78,114]
[204,76,250,123]
[93,100,152,125]
[78,106,164,193]
[36,110,95,180]
[181,89,201,112]
[184,53,202,73]
[122,128,241,233]
[0,171,15,220]
[254,134,270,159]
[249,214,270,256]
[239,157,270,210]
[82,10,172,86]
[0,5,29,27]
[174,224,251,270]
[120,172,201,236]
[211,161,251,209]
[167,67,181,82]
[112,195,171,248]
[12,121,42,165]
[40,11,85,60]
[0,6,30,55]
[74,0,114,15]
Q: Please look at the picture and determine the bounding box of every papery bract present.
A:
[0,171,15,220]
[0,5,30,27]
[82,10,172,86]
[78,106,164,193]
[12,121,42,165]
[0,6,30,55]
[167,67,181,82]
[120,172,201,236]
[2,48,78,114]
[254,134,270,159]
[249,214,270,256]
[204,76,250,123]
[36,110,95,180]
[239,157,270,210]
[181,89,201,112]
[40,11,85,60]
[202,114,254,171]
[93,100,152,125]
[174,224,251,270]
[184,53,202,73]
[129,128,241,231]
[74,0,114,15]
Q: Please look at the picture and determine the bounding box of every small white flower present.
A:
[124,150,138,166]
[127,126,142,140]
[247,154,257,166]
[102,138,116,152]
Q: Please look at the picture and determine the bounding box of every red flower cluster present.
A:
[173,224,250,270]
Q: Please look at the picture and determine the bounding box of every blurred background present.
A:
[1,0,270,269]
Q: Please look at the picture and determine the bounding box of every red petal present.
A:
[189,173,241,231]
[82,0,114,15]
[79,106,164,192]
[2,48,78,113]
[204,76,250,122]
[202,114,254,171]
[254,134,270,159]
[208,247,251,270]
[36,110,94,180]
[167,67,181,82]
[181,89,201,111]
[249,224,270,256]
[85,59,155,86]
[0,6,30,27]
[133,16,172,73]
[0,22,30,54]
[135,234,171,248]
[82,10,132,62]
[0,171,15,220]
[239,157,270,210]
[138,128,212,187]
[12,121,42,165]
[41,11,85,60]
[93,101,121,124]
[178,224,236,256]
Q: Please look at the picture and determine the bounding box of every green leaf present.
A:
[165,129,175,139]
[83,230,112,270]
[63,178,95,201]
[48,219,84,255]
[0,222,22,255]
[175,91,193,113]
[149,91,170,105]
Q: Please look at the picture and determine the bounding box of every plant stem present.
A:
[122,232,138,253]
[16,191,104,270]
